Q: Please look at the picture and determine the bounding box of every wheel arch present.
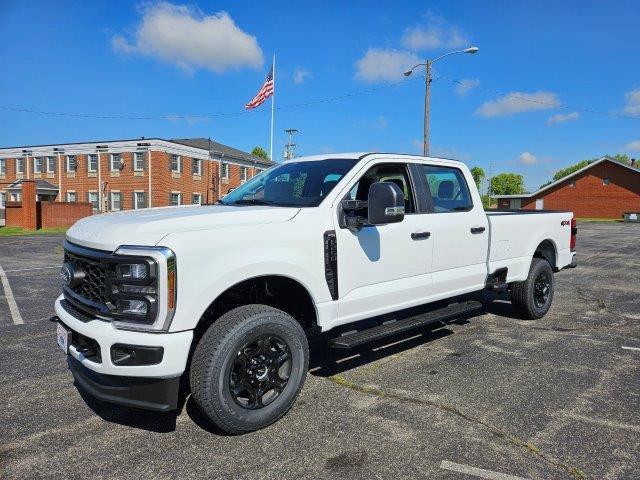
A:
[194,274,320,339]
[533,238,558,271]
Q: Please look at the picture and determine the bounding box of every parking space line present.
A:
[439,460,530,480]
[2,265,61,274]
[0,262,24,325]
[622,346,640,351]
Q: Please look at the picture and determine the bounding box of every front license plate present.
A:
[56,323,71,354]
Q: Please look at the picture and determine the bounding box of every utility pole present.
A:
[423,61,431,156]
[283,129,299,160]
[403,46,478,158]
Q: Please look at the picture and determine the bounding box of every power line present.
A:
[436,75,640,121]
[0,77,416,121]
[3,73,639,122]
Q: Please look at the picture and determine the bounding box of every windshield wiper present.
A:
[232,199,279,206]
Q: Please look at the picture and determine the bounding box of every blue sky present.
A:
[1,0,639,190]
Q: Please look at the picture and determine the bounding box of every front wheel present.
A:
[510,258,555,319]
[190,305,309,434]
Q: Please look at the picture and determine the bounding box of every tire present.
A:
[190,304,309,434]
[510,258,555,320]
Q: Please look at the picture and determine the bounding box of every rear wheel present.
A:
[190,305,309,434]
[511,258,555,319]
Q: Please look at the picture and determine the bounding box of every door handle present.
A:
[411,231,431,240]
[470,226,486,234]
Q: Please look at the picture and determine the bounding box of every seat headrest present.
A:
[438,180,454,199]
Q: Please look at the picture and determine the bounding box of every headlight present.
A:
[110,246,177,332]
[116,299,148,316]
[117,263,148,280]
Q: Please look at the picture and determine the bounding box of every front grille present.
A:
[64,250,113,305]
[60,299,100,323]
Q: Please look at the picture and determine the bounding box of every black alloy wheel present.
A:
[533,270,551,308]
[229,335,292,409]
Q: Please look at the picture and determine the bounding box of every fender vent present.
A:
[323,230,338,300]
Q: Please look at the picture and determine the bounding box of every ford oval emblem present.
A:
[60,263,74,287]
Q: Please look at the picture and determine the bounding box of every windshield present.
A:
[220,159,358,207]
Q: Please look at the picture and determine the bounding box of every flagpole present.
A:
[269,54,275,162]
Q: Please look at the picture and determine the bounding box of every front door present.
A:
[333,162,433,326]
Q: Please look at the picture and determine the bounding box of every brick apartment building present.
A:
[496,157,640,218]
[0,137,271,215]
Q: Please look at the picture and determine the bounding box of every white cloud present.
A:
[374,115,388,130]
[293,68,312,84]
[476,91,560,118]
[401,14,470,51]
[547,112,579,124]
[454,78,479,96]
[519,152,538,165]
[623,140,640,151]
[111,2,263,73]
[622,88,640,115]
[355,48,419,82]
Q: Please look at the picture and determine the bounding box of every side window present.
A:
[346,163,415,213]
[420,165,473,213]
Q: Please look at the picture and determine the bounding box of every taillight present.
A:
[570,218,577,251]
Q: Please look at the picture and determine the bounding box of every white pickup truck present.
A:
[53,153,577,433]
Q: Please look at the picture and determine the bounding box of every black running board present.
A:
[328,300,483,349]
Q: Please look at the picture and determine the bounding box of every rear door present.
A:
[333,161,434,326]
[416,163,489,299]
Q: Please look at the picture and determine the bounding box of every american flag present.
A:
[245,66,274,109]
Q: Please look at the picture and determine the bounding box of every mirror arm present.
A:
[346,215,366,232]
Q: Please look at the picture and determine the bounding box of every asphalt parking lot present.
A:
[0,222,638,480]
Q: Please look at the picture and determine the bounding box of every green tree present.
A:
[470,166,485,188]
[490,173,525,195]
[251,146,269,160]
[551,159,592,182]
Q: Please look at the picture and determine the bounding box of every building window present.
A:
[87,191,98,212]
[110,191,122,211]
[0,159,6,174]
[110,153,122,171]
[0,192,5,208]
[46,156,56,173]
[87,154,98,172]
[66,191,76,202]
[134,191,146,209]
[240,166,248,182]
[192,158,202,175]
[66,155,77,172]
[11,193,22,202]
[16,158,24,174]
[192,193,202,205]
[603,178,610,186]
[221,163,229,179]
[33,157,43,174]
[134,152,145,171]
[171,154,181,173]
[170,192,181,206]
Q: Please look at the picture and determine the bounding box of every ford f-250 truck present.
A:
[53,153,577,434]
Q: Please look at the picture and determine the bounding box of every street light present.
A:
[403,46,479,156]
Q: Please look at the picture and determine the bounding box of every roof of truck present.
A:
[285,152,464,164]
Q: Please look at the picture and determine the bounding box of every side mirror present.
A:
[367,182,405,225]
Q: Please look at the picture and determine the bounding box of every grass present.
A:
[0,226,67,237]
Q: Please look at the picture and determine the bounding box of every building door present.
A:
[509,198,522,209]
[535,198,544,210]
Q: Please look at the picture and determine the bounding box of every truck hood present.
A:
[66,205,300,251]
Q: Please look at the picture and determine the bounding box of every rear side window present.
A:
[420,165,473,212]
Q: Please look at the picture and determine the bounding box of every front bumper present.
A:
[54,295,193,378]
[68,356,180,411]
